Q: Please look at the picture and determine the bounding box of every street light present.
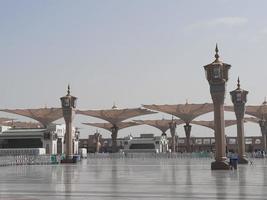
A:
[259,116,267,152]
[60,85,77,163]
[203,44,231,170]
[230,78,249,164]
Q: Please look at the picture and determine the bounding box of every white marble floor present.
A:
[0,158,266,199]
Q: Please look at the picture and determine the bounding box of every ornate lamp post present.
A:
[110,125,119,153]
[184,123,192,152]
[259,117,267,152]
[203,44,231,170]
[169,117,177,153]
[60,85,77,163]
[230,78,249,164]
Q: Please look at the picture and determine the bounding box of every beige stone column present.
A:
[259,120,267,152]
[265,134,267,152]
[169,121,177,152]
[262,127,267,152]
[210,88,230,170]
[184,124,192,153]
[213,97,226,161]
[236,118,248,163]
[111,126,118,153]
[171,134,176,152]
[63,109,75,159]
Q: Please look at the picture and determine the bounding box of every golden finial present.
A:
[215,43,219,60]
[237,77,240,89]
[67,84,70,95]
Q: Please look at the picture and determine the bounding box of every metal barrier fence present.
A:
[0,152,261,166]
[88,152,264,160]
[0,155,54,166]
[88,152,215,159]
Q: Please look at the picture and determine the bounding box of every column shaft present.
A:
[169,121,177,153]
[237,118,246,159]
[111,130,118,153]
[65,120,73,158]
[171,135,176,152]
[213,103,227,161]
[263,133,267,152]
[184,124,192,153]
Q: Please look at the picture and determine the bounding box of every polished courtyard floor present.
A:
[0,157,266,199]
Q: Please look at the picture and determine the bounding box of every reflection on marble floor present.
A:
[0,158,267,199]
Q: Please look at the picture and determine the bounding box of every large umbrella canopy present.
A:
[0,108,63,127]
[191,120,239,131]
[134,119,184,133]
[0,117,15,124]
[223,105,234,112]
[143,103,214,124]
[77,108,156,125]
[225,101,267,119]
[82,121,140,132]
[246,102,267,119]
[244,117,259,124]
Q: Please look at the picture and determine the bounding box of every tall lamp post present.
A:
[184,123,192,152]
[169,117,177,152]
[203,44,231,170]
[259,117,267,152]
[230,78,249,164]
[60,85,77,163]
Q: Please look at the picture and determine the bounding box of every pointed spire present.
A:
[186,99,188,104]
[237,77,240,89]
[67,84,70,95]
[112,102,117,109]
[215,43,219,61]
[263,97,267,105]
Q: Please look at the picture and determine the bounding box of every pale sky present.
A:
[0,0,266,138]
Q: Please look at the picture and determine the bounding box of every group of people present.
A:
[251,150,265,158]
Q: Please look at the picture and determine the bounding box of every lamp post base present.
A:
[238,157,249,164]
[60,155,79,164]
[211,160,231,170]
[61,159,77,164]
